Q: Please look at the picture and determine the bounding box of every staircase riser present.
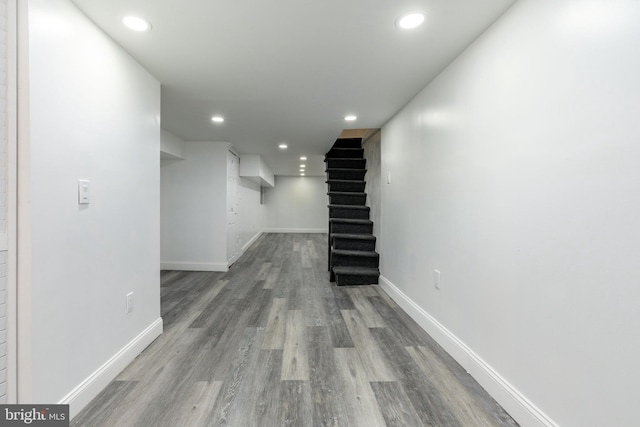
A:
[329,207,369,220]
[326,170,367,180]
[326,149,364,159]
[331,255,379,268]
[328,194,366,205]
[336,273,379,286]
[333,139,363,149]
[325,159,366,169]
[327,182,366,192]
[332,239,376,251]
[330,223,373,234]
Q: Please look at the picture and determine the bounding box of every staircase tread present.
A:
[326,168,368,172]
[326,179,366,183]
[332,249,379,257]
[332,266,380,275]
[328,204,370,210]
[324,157,366,162]
[329,218,373,224]
[331,233,376,240]
[327,191,367,196]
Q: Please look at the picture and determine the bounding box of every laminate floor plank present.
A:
[162,275,224,328]
[332,286,355,310]
[256,262,272,280]
[243,349,283,426]
[262,297,288,350]
[171,381,223,427]
[197,308,258,382]
[371,381,425,427]
[407,346,519,427]
[72,233,518,427]
[323,297,355,348]
[368,295,429,346]
[300,243,313,268]
[244,287,273,328]
[263,265,281,289]
[308,327,349,427]
[306,237,319,259]
[96,358,188,426]
[70,381,139,427]
[334,347,387,427]
[281,310,310,381]
[206,326,264,426]
[341,309,397,381]
[280,381,313,427]
[370,327,463,427]
[117,309,204,381]
[303,288,332,328]
[346,287,387,328]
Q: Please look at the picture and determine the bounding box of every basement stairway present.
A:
[325,137,380,286]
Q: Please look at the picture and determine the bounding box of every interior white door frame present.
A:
[5,0,19,404]
[15,0,33,403]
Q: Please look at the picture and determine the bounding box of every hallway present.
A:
[72,233,517,426]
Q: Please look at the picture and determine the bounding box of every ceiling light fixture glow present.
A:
[344,115,357,121]
[279,143,288,149]
[122,16,152,32]
[300,173,305,176]
[397,12,425,29]
[211,116,224,123]
[300,156,307,161]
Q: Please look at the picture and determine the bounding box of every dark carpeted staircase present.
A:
[325,138,380,286]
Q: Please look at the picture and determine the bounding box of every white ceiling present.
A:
[71,0,515,176]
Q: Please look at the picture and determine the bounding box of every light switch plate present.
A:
[126,292,134,313]
[78,179,90,204]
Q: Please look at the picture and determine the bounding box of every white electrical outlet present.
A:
[434,270,441,290]
[126,292,134,313]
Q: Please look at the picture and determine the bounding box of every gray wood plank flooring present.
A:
[72,233,518,427]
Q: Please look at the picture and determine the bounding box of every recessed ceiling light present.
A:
[397,12,425,29]
[279,143,288,149]
[122,16,152,32]
[300,164,306,168]
[300,173,305,176]
[300,156,307,161]
[211,116,224,123]
[344,115,357,121]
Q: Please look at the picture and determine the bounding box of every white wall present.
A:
[160,129,185,160]
[363,131,381,250]
[264,176,327,232]
[161,141,229,270]
[380,1,640,426]
[24,0,161,412]
[239,177,265,250]
[161,142,266,269]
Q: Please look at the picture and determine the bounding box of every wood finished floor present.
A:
[72,233,518,427]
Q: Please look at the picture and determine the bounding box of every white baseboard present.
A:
[161,261,228,272]
[262,228,328,233]
[60,317,163,419]
[378,276,557,427]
